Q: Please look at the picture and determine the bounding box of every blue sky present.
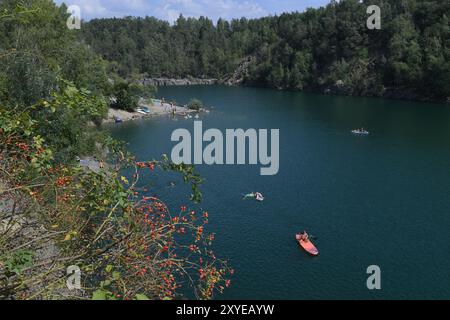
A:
[55,0,331,23]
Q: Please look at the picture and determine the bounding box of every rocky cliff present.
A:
[141,77,218,86]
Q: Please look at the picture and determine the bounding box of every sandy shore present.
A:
[104,99,197,124]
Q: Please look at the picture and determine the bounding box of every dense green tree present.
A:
[79,0,449,101]
[0,0,109,161]
[110,82,138,111]
[0,0,109,107]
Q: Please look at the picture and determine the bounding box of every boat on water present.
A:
[136,107,150,115]
[296,232,319,256]
[255,192,265,202]
[243,192,265,202]
[114,117,123,123]
[352,129,370,135]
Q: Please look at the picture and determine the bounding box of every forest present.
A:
[81,0,450,101]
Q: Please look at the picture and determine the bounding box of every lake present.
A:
[109,85,450,300]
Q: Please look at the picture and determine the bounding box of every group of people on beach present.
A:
[161,98,177,115]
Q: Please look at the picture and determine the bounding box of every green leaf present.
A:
[101,280,111,287]
[135,294,150,300]
[4,250,34,275]
[92,290,107,300]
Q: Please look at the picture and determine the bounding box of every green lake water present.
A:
[109,85,450,300]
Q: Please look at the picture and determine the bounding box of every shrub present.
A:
[109,82,138,112]
[109,82,156,112]
[188,98,203,111]
[0,96,231,300]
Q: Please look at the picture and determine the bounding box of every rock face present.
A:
[140,57,255,88]
[221,56,255,86]
[323,79,349,95]
[141,77,217,86]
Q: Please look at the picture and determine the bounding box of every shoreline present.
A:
[141,77,217,87]
[103,99,198,124]
[140,77,449,104]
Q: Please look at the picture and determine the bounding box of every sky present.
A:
[54,0,331,23]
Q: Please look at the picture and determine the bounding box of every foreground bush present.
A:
[0,88,231,300]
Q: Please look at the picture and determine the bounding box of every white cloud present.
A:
[153,0,267,23]
[61,0,107,18]
[57,0,152,19]
[56,0,267,22]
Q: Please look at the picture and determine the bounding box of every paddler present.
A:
[301,231,309,241]
[243,192,256,200]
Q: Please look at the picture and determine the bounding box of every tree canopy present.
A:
[81,0,450,101]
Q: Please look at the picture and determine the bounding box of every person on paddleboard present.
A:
[300,231,309,241]
[243,192,256,199]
